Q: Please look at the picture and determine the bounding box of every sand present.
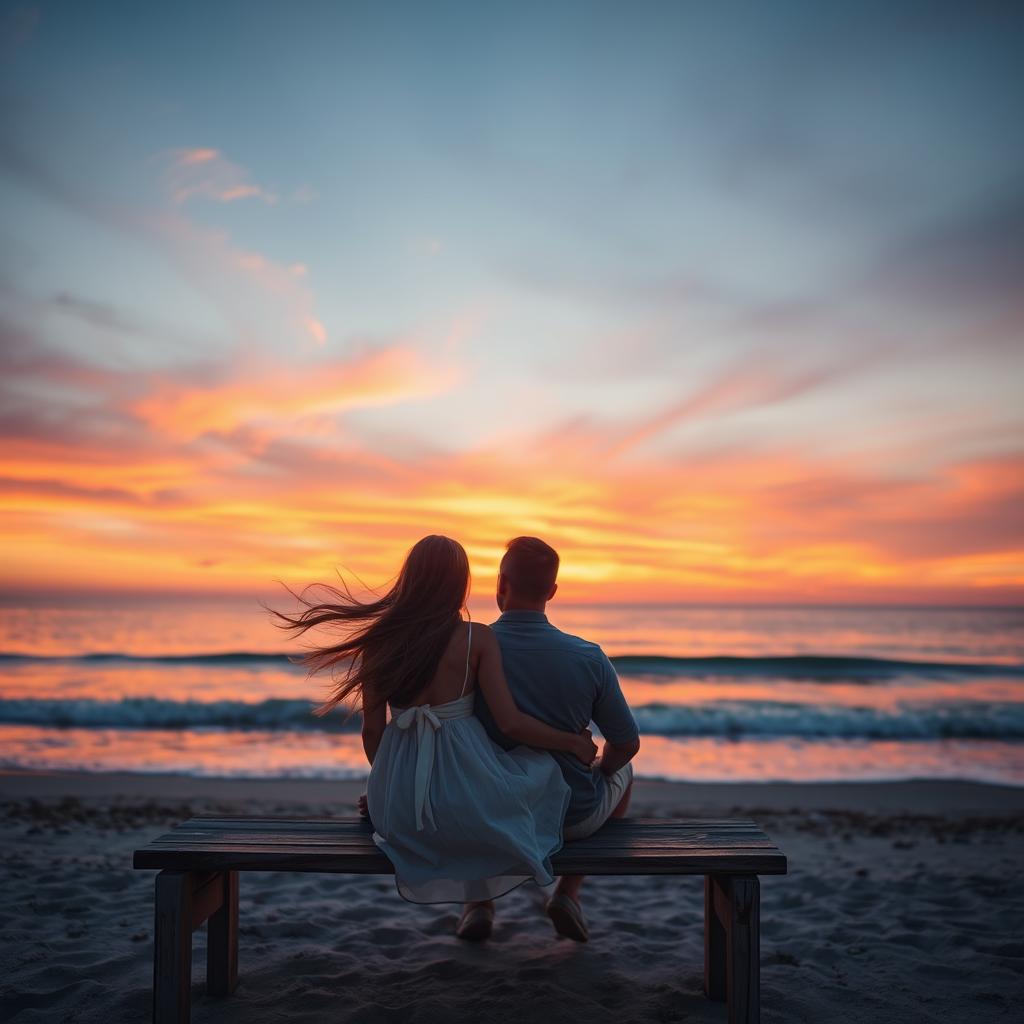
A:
[1,771,1022,1023]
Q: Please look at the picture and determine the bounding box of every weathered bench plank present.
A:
[134,816,787,876]
[134,816,785,1024]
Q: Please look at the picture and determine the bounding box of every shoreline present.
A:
[4,768,1024,816]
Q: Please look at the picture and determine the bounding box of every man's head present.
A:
[497,536,559,612]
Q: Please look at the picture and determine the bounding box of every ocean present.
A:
[1,598,1021,785]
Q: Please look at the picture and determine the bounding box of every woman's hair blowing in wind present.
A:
[266,535,471,716]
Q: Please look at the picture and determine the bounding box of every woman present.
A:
[268,535,595,911]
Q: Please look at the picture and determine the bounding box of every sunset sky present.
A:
[1,1,1022,604]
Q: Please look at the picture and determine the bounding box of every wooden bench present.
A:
[133,815,787,1024]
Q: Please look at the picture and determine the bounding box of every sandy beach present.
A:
[1,771,1021,1023]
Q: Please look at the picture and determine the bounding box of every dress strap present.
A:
[459,620,472,698]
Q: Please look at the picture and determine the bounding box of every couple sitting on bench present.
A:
[136,535,785,1023]
[271,533,641,943]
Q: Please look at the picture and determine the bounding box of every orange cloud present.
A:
[1,323,1021,603]
[128,346,460,440]
[2,440,1021,602]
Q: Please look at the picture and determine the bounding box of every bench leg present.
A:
[705,874,760,1024]
[704,875,727,1001]
[152,869,239,1021]
[154,871,193,1024]
[207,870,239,996]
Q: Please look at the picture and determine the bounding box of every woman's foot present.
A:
[545,892,589,942]
[455,901,494,941]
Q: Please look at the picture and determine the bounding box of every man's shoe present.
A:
[546,892,589,942]
[455,903,494,941]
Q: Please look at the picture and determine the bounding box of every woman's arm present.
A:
[360,693,387,765]
[476,625,597,764]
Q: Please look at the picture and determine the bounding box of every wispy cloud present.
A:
[129,344,460,441]
[149,212,328,347]
[0,125,327,350]
[162,147,278,205]
[51,292,142,335]
[604,345,875,458]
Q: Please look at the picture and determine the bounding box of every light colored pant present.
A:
[562,762,634,842]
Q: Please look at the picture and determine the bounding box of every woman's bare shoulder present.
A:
[454,619,493,645]
[470,621,498,648]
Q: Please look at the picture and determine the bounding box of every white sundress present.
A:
[366,622,571,903]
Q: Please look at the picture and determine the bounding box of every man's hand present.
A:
[572,728,598,766]
[357,793,369,817]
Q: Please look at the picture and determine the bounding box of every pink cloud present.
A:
[162,148,277,205]
[304,317,327,346]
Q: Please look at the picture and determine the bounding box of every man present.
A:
[456,536,641,943]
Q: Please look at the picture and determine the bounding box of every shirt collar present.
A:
[496,609,549,624]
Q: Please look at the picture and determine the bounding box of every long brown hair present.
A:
[265,535,470,716]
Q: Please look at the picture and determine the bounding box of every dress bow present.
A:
[393,704,442,831]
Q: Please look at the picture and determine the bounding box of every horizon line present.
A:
[1,588,1021,611]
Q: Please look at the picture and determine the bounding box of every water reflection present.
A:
[2,726,1021,785]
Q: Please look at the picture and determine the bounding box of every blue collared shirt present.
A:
[474,610,639,827]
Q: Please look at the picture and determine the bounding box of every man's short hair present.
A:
[500,536,560,601]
